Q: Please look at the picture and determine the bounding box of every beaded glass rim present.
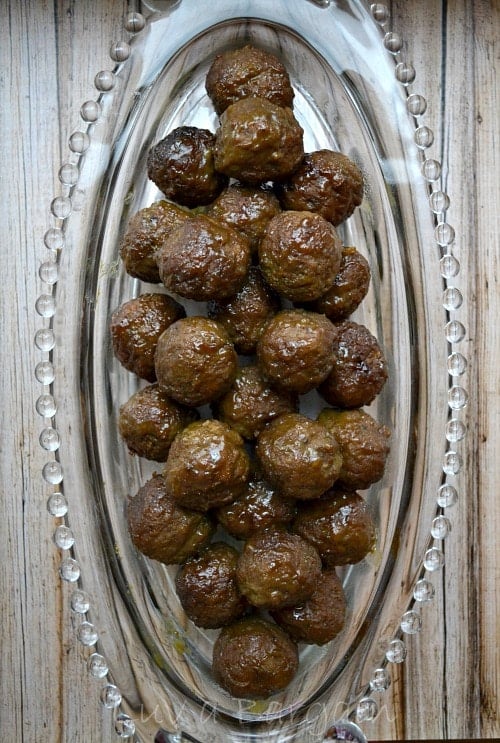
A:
[34,2,467,740]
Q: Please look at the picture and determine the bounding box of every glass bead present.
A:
[370,3,390,23]
[59,557,81,582]
[356,697,378,722]
[58,163,79,185]
[110,40,131,62]
[369,667,391,692]
[447,352,467,376]
[68,131,90,154]
[443,450,463,475]
[413,578,435,602]
[88,653,109,679]
[39,427,60,452]
[440,254,460,278]
[39,261,59,285]
[36,394,56,417]
[445,320,466,343]
[414,125,434,148]
[35,294,56,318]
[448,385,469,410]
[431,515,452,540]
[124,11,145,33]
[44,228,64,251]
[94,70,116,92]
[115,713,136,738]
[71,589,91,614]
[407,94,427,116]
[384,32,403,53]
[51,196,72,219]
[401,609,422,634]
[437,484,458,508]
[396,62,416,85]
[446,418,466,443]
[47,492,68,517]
[34,328,55,352]
[386,638,407,663]
[100,684,122,709]
[35,360,55,385]
[80,100,101,122]
[42,461,63,484]
[429,190,450,213]
[424,547,445,571]
[435,222,456,246]
[53,524,75,550]
[77,621,98,646]
[422,158,441,181]
[443,287,463,310]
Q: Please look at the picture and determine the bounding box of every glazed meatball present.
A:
[147,126,228,207]
[126,473,214,564]
[118,383,198,461]
[163,419,250,511]
[215,477,297,540]
[293,489,376,567]
[119,200,190,283]
[259,211,342,302]
[257,309,337,394]
[271,569,347,645]
[206,44,294,115]
[207,266,280,355]
[156,214,251,301]
[214,97,304,184]
[207,183,281,254]
[213,365,298,441]
[110,293,186,382]
[318,320,388,408]
[318,408,390,489]
[175,542,247,628]
[255,413,342,500]
[276,149,364,226]
[236,529,322,610]
[212,617,298,699]
[304,246,371,321]
[155,316,238,407]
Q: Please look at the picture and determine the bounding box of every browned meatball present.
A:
[317,408,390,489]
[206,183,281,254]
[292,489,376,567]
[214,97,304,184]
[118,383,198,462]
[257,309,337,394]
[271,569,347,645]
[119,200,190,283]
[259,211,342,302]
[304,246,371,321]
[156,214,251,301]
[318,320,388,408]
[147,126,228,207]
[207,267,280,355]
[154,316,238,407]
[206,45,294,115]
[175,543,248,628]
[212,617,298,699]
[110,293,186,382]
[255,413,342,500]
[236,529,322,610]
[213,365,298,441]
[215,476,297,539]
[163,419,250,511]
[126,473,214,564]
[276,149,364,226]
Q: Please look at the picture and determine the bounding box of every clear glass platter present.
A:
[35,1,467,740]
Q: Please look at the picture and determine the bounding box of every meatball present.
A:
[255,413,342,500]
[304,246,371,321]
[207,267,280,355]
[110,293,186,382]
[271,569,347,645]
[206,183,281,254]
[213,365,298,441]
[214,97,304,184]
[215,476,297,540]
[119,200,190,283]
[118,383,198,462]
[163,419,250,511]
[257,309,337,394]
[259,211,342,302]
[318,320,388,408]
[206,44,294,115]
[126,473,213,564]
[212,617,298,699]
[156,214,251,302]
[276,149,364,226]
[175,543,247,628]
[236,529,322,610]
[317,408,390,489]
[155,316,238,407]
[292,489,376,567]
[147,126,228,207]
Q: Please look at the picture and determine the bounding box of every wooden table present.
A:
[2,1,498,740]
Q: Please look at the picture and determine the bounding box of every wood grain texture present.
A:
[1,0,497,741]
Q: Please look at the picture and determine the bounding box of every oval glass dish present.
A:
[38,1,463,741]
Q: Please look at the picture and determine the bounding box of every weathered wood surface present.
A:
[1,0,497,740]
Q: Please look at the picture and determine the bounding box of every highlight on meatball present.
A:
[276,149,364,226]
[236,529,322,610]
[214,97,304,184]
[163,418,250,512]
[255,412,342,500]
[212,617,299,699]
[304,246,371,321]
[147,126,228,207]
[154,316,238,407]
[259,210,343,302]
[126,473,214,565]
[110,293,186,382]
[206,44,294,115]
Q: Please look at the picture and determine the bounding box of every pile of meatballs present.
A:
[110,45,391,700]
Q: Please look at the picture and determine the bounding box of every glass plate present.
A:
[35,1,466,740]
